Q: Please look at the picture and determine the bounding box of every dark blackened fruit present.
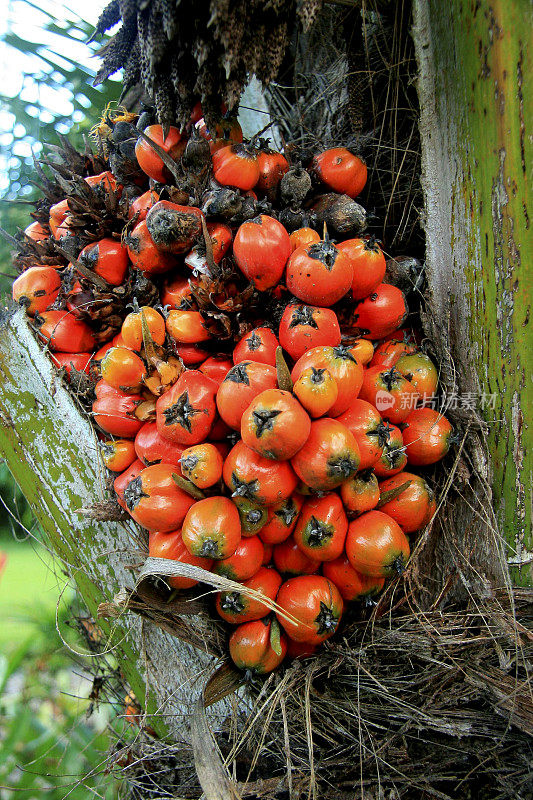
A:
[146,201,204,255]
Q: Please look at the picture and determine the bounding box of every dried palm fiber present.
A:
[93,0,325,128]
[98,578,532,800]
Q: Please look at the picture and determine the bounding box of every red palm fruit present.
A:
[286,239,353,307]
[24,221,48,241]
[293,367,338,419]
[233,327,279,367]
[50,352,93,376]
[215,567,282,624]
[199,356,233,386]
[134,422,185,466]
[373,424,407,478]
[349,339,374,366]
[233,215,291,291]
[273,535,321,577]
[135,125,185,182]
[336,399,388,469]
[100,347,147,393]
[353,284,408,340]
[346,510,410,578]
[291,418,360,491]
[176,344,210,366]
[232,497,268,536]
[291,345,364,417]
[101,439,137,472]
[156,370,218,446]
[114,459,144,510]
[181,496,241,559]
[146,201,204,255]
[208,414,232,441]
[212,143,260,191]
[395,352,439,398]
[184,222,232,273]
[180,443,223,489]
[84,171,119,192]
[370,339,418,369]
[78,238,129,286]
[240,389,311,461]
[210,439,230,460]
[93,380,144,438]
[229,619,287,675]
[198,115,243,152]
[276,575,343,644]
[286,639,319,659]
[312,147,367,198]
[223,440,298,507]
[256,148,289,193]
[378,472,436,533]
[128,189,160,221]
[93,338,117,366]
[35,310,95,353]
[259,494,304,545]
[323,555,385,602]
[148,529,213,590]
[293,493,348,561]
[161,275,196,310]
[278,304,341,361]
[49,199,69,239]
[216,360,278,431]
[262,542,273,565]
[336,237,386,300]
[289,227,320,252]
[381,327,421,345]
[12,266,61,315]
[359,367,419,424]
[166,310,210,344]
[212,535,264,581]
[123,463,194,532]
[341,470,380,515]
[401,408,453,466]
[127,220,177,274]
[121,306,166,351]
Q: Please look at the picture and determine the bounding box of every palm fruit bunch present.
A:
[10,105,453,676]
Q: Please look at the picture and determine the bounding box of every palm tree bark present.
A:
[412,0,532,592]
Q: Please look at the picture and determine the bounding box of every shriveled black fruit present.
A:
[312,193,367,234]
[280,166,312,206]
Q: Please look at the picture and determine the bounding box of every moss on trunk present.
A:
[414,0,532,587]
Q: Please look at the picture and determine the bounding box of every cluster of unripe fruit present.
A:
[12,111,453,676]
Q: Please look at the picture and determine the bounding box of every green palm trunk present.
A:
[414,0,532,585]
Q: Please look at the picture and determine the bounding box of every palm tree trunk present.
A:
[413,0,532,589]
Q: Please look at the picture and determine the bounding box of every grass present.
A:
[0,538,70,653]
[0,537,128,799]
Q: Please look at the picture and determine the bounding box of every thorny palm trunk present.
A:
[0,0,530,745]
